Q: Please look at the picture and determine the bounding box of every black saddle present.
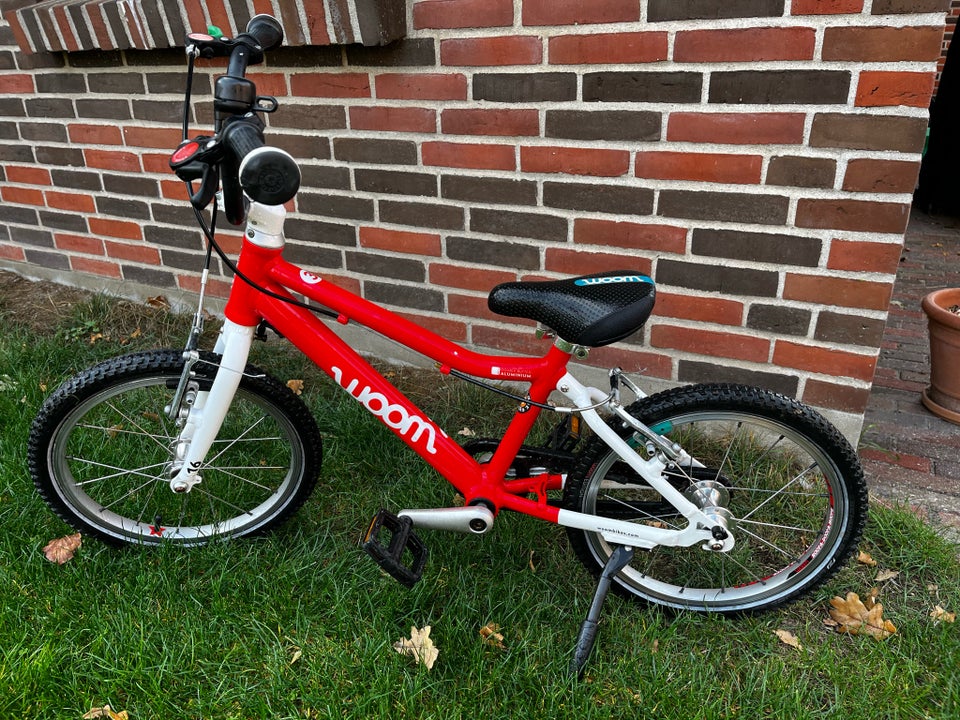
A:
[488,271,656,348]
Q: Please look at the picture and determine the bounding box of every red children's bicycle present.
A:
[28,16,867,675]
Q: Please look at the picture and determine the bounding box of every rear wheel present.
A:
[29,350,321,546]
[564,384,867,613]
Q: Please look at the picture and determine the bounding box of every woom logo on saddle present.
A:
[574,275,652,286]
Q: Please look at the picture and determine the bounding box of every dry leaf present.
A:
[457,427,476,437]
[828,592,897,639]
[107,423,123,439]
[289,648,303,665]
[857,550,877,566]
[528,549,537,573]
[393,625,438,670]
[651,639,659,654]
[286,379,304,395]
[930,606,956,624]
[88,332,104,345]
[82,706,128,720]
[42,533,81,564]
[146,295,170,309]
[774,629,803,650]
[479,622,506,650]
[875,569,900,582]
[129,327,142,339]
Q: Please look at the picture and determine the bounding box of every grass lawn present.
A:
[0,286,958,719]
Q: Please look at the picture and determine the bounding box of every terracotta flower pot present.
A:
[921,287,960,424]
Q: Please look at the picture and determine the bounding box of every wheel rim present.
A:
[47,373,305,545]
[581,410,849,610]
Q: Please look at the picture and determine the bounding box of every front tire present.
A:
[564,384,867,613]
[29,350,322,546]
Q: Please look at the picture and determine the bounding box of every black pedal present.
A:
[361,509,428,588]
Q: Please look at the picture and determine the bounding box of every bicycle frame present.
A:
[170,201,727,552]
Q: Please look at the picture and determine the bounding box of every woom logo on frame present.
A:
[331,366,441,454]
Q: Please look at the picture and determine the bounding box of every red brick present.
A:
[55,233,104,255]
[773,341,877,381]
[449,293,502,323]
[104,240,158,263]
[45,191,96,213]
[441,36,542,66]
[142,153,172,175]
[247,72,288,97]
[413,0,514,29]
[521,146,630,177]
[442,109,540,137]
[422,141,516,170]
[827,239,902,275]
[84,149,141,173]
[651,325,770,363]
[674,28,816,62]
[0,74,34,93]
[5,165,51,185]
[544,248,652,276]
[855,71,934,108]
[290,72,371,98]
[397,311,468,342]
[841,158,920,194]
[783,274,893,311]
[71,256,121,279]
[376,73,468,100]
[350,106,436,133]
[574,219,687,253]
[586,345,673,380]
[160,179,185,200]
[430,263,515,291]
[523,0,639,26]
[1,186,44,205]
[635,151,762,184]
[473,324,551,356]
[795,198,910,234]
[68,124,123,145]
[549,32,668,65]
[667,113,806,145]
[654,291,743,326]
[123,126,183,149]
[360,227,441,256]
[823,26,943,62]
[858,446,930,472]
[791,0,864,14]
[0,244,26,262]
[802,379,870,414]
[91,219,143,241]
[179,274,233,299]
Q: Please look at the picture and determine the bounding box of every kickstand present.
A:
[570,544,635,679]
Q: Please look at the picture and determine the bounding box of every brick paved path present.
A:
[859,209,960,541]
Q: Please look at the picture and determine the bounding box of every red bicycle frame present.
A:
[170,202,721,551]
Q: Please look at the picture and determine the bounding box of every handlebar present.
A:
[174,14,300,225]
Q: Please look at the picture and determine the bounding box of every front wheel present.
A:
[29,350,322,546]
[564,384,867,613]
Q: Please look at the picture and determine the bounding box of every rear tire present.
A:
[564,384,867,613]
[29,350,321,546]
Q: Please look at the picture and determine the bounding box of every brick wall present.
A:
[938,0,960,88]
[0,0,948,436]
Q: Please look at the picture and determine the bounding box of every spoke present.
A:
[736,524,796,560]
[99,477,159,511]
[598,493,683,530]
[202,415,271,467]
[134,475,164,525]
[204,465,278,492]
[87,399,173,453]
[739,462,819,523]
[723,485,827,498]
[68,457,169,486]
[737,517,819,535]
[192,485,253,515]
[714,421,743,480]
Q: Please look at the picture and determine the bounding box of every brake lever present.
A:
[170,136,222,210]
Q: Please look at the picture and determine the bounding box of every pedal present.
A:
[361,509,428,588]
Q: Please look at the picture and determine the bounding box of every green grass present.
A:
[1,294,958,719]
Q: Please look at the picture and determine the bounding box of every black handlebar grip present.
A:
[221,119,301,213]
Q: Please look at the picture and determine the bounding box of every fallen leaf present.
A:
[479,622,506,650]
[42,533,81,564]
[774,629,803,650]
[930,606,956,624]
[857,550,877,566]
[290,648,303,665]
[286,379,304,395]
[828,592,897,639]
[129,327,142,339]
[875,569,900,582]
[457,427,476,437]
[82,706,128,720]
[651,639,659,654]
[107,423,124,439]
[146,295,170,309]
[88,332,104,345]
[528,549,537,573]
[394,625,438,670]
